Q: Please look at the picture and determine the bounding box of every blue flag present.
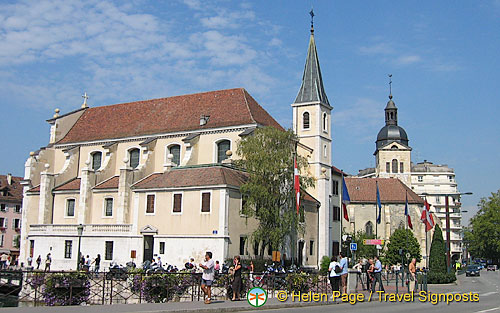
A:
[376,181,381,224]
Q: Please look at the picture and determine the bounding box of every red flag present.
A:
[342,203,349,221]
[421,200,435,232]
[294,158,300,215]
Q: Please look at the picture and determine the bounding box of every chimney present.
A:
[7,173,12,185]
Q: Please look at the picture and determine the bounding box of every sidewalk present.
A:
[1,298,339,313]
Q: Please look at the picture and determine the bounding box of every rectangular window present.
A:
[418,176,423,182]
[436,196,441,204]
[309,240,314,256]
[239,237,246,256]
[0,234,4,247]
[0,204,6,212]
[201,192,211,213]
[332,206,340,221]
[159,242,165,254]
[30,240,35,257]
[0,218,5,228]
[400,162,404,173]
[66,199,75,217]
[386,162,390,172]
[104,198,113,217]
[253,241,259,256]
[448,175,454,182]
[173,193,182,213]
[14,205,21,213]
[332,180,339,196]
[146,194,155,214]
[64,240,72,259]
[13,219,20,229]
[105,241,114,260]
[240,195,248,215]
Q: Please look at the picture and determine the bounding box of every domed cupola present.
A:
[376,83,409,149]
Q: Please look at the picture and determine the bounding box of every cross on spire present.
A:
[82,92,89,108]
[309,8,315,32]
[388,74,393,99]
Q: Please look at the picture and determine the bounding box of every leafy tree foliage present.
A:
[465,190,500,264]
[384,228,421,266]
[345,230,377,261]
[236,127,315,252]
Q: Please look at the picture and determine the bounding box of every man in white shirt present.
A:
[371,256,385,292]
[199,251,215,304]
[328,256,341,292]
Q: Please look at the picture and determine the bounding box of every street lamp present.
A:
[421,192,472,274]
[76,224,84,271]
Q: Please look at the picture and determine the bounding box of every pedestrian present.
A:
[44,253,52,272]
[339,252,349,294]
[36,255,41,269]
[231,256,242,301]
[371,256,385,292]
[157,256,162,268]
[367,259,374,289]
[92,254,101,273]
[409,258,417,293]
[328,256,341,292]
[84,255,91,272]
[27,255,33,267]
[0,253,7,269]
[353,259,365,290]
[214,260,221,273]
[248,260,254,281]
[199,251,215,304]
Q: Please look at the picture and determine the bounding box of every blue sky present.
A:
[1,0,499,224]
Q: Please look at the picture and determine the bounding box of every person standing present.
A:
[36,255,41,269]
[409,258,417,293]
[353,259,365,291]
[231,256,242,301]
[199,252,215,304]
[371,256,385,292]
[44,253,52,272]
[339,252,349,294]
[328,256,341,292]
[92,254,101,273]
[214,260,221,273]
[27,256,33,267]
[0,253,7,269]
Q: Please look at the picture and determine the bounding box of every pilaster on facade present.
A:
[38,165,55,224]
[78,162,95,224]
[117,160,134,224]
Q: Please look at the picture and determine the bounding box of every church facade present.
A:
[19,26,339,269]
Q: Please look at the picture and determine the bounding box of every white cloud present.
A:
[358,43,395,55]
[333,97,382,142]
[394,55,421,65]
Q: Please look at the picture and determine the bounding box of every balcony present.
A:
[29,224,133,235]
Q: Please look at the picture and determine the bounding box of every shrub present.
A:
[43,272,90,306]
[427,272,456,284]
[319,256,331,276]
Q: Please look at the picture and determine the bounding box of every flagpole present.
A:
[340,171,343,257]
[405,191,408,270]
[375,180,378,240]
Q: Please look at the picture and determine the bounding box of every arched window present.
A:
[400,162,404,173]
[322,112,327,132]
[392,159,398,173]
[168,144,181,166]
[129,148,140,169]
[365,221,373,236]
[217,140,231,163]
[391,145,398,150]
[303,112,310,129]
[91,151,102,171]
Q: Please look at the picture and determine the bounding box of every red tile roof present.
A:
[0,175,23,202]
[54,178,81,191]
[94,176,119,190]
[345,177,423,204]
[331,165,347,176]
[133,166,249,189]
[57,88,283,144]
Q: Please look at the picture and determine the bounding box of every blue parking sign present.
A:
[350,243,357,251]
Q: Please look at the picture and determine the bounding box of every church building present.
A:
[19,22,339,269]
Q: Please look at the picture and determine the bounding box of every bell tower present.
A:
[292,10,333,261]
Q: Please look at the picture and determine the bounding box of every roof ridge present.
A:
[241,88,257,124]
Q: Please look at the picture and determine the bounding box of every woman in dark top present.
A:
[232,255,242,301]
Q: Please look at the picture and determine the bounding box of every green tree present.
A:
[345,230,377,261]
[236,127,315,252]
[384,228,421,266]
[429,224,447,274]
[466,190,500,264]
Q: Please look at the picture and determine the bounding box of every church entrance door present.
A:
[143,235,154,262]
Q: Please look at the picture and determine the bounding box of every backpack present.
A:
[335,264,342,274]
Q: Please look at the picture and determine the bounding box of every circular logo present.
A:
[247,287,268,307]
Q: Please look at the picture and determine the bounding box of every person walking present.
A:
[328,256,341,292]
[199,251,215,304]
[339,252,349,294]
[36,255,41,269]
[92,254,101,273]
[409,258,417,293]
[231,256,242,301]
[371,256,385,292]
[44,253,52,272]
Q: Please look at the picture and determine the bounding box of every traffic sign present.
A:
[350,243,357,251]
[363,239,385,245]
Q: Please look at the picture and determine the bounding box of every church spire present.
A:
[294,9,330,106]
[384,74,398,126]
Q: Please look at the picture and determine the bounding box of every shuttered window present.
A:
[146,195,155,214]
[173,194,182,213]
[201,192,211,212]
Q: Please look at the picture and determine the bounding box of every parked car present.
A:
[486,265,496,271]
[466,265,481,277]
